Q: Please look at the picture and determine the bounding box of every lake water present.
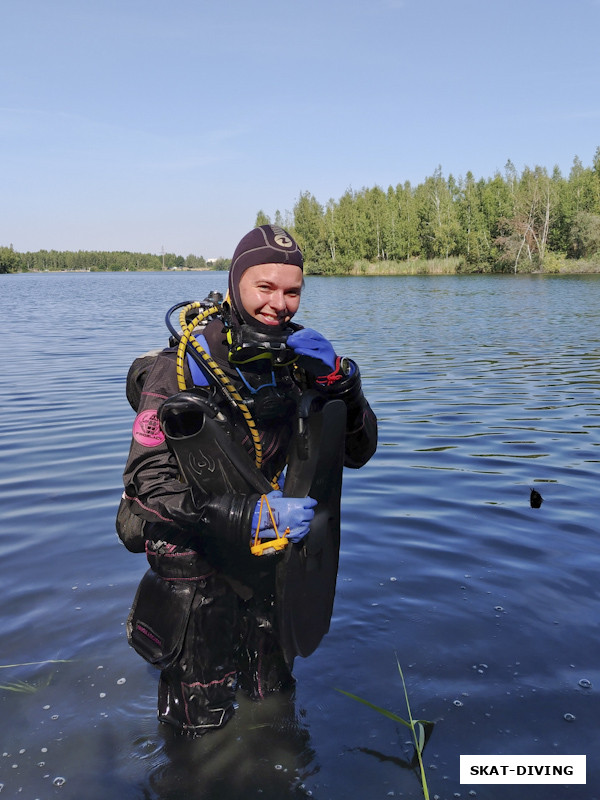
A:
[1,271,599,800]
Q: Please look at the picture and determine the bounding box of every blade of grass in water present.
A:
[396,657,430,800]
[0,660,71,669]
[0,660,71,695]
[336,656,433,800]
[0,679,46,693]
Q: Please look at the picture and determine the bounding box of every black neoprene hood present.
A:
[228,225,304,328]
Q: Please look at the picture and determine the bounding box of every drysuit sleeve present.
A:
[311,360,378,469]
[121,350,258,550]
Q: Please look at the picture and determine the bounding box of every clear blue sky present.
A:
[2,0,599,258]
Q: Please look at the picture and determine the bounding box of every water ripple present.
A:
[1,273,600,799]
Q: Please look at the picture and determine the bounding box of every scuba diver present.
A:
[117,224,377,735]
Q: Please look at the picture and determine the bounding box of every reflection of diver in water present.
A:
[117,225,377,736]
[152,690,318,800]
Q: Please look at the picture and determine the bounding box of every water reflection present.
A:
[142,691,316,800]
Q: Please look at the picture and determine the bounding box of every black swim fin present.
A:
[159,391,272,496]
[277,392,347,665]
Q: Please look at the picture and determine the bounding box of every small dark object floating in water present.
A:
[530,488,543,508]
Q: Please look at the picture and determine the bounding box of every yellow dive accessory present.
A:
[251,494,289,556]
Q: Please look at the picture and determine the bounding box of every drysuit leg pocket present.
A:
[127,569,197,670]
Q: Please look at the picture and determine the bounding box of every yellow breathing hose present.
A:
[173,301,288,549]
[174,301,264,471]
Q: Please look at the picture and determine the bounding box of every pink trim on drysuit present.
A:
[182,672,238,726]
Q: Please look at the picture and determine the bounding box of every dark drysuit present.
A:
[119,316,377,734]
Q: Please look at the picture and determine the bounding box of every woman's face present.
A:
[238,263,303,326]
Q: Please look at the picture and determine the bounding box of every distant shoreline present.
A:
[5,255,600,277]
[13,267,215,274]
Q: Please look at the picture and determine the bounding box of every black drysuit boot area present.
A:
[155,574,294,735]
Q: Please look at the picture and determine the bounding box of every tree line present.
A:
[3,149,600,275]
[256,148,600,274]
[0,248,231,274]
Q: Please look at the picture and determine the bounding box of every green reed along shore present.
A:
[345,254,600,276]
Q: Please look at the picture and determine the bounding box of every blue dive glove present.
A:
[287,328,337,374]
[252,490,317,544]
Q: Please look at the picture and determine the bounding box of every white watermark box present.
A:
[460,755,586,785]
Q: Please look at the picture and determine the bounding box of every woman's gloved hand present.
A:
[252,490,317,544]
[287,328,337,375]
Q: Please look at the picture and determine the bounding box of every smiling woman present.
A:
[118,224,378,737]
[227,224,305,329]
[238,263,303,326]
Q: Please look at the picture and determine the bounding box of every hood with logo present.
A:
[228,225,304,332]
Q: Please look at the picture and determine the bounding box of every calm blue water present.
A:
[1,272,599,799]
